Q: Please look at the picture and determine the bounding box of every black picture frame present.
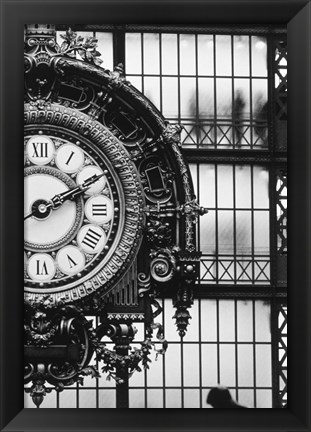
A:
[0,0,310,430]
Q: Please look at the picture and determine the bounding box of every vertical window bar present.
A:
[213,34,217,148]
[249,36,254,149]
[198,298,203,407]
[141,33,144,94]
[177,34,181,123]
[195,33,199,148]
[159,33,163,113]
[252,300,257,407]
[162,298,166,408]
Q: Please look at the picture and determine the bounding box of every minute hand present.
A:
[50,173,104,209]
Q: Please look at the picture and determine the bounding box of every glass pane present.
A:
[129,389,145,408]
[235,165,251,208]
[216,78,232,119]
[253,166,269,209]
[125,33,142,74]
[254,211,270,255]
[95,32,113,70]
[146,352,163,387]
[79,390,96,408]
[147,389,163,408]
[200,209,216,254]
[256,345,272,387]
[252,78,268,117]
[179,34,196,75]
[165,344,181,386]
[218,211,234,254]
[236,210,252,254]
[59,390,77,408]
[98,389,116,408]
[217,165,233,208]
[219,300,235,342]
[144,76,160,110]
[127,75,142,92]
[238,344,254,386]
[165,389,182,408]
[237,300,253,342]
[219,344,236,386]
[251,36,267,77]
[256,390,272,408]
[201,344,218,386]
[201,299,217,342]
[164,298,180,341]
[198,34,214,76]
[184,389,200,408]
[198,78,214,118]
[233,35,250,76]
[255,301,271,342]
[161,34,178,75]
[180,77,196,118]
[199,164,215,208]
[183,344,200,386]
[162,77,178,118]
[215,35,232,76]
[238,389,254,408]
[143,33,160,74]
[234,79,250,119]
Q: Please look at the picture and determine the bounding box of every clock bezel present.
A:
[24,103,145,306]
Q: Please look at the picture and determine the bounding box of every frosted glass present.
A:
[183,299,199,342]
[165,344,181,386]
[233,36,250,76]
[98,389,116,408]
[198,78,214,118]
[215,35,232,76]
[147,389,163,408]
[218,211,234,254]
[251,36,267,77]
[79,390,96,408]
[237,300,253,341]
[183,344,200,386]
[162,77,178,118]
[234,79,250,120]
[236,210,252,254]
[253,166,269,209]
[219,300,235,342]
[217,165,233,208]
[129,389,145,408]
[199,210,216,254]
[198,34,214,76]
[95,32,113,70]
[256,390,272,408]
[219,344,236,386]
[254,211,270,255]
[125,33,142,74]
[201,344,218,386]
[180,77,196,118]
[59,390,77,408]
[184,389,200,408]
[216,78,232,118]
[256,345,272,387]
[201,300,217,342]
[161,34,178,75]
[237,344,254,386]
[143,33,160,74]
[180,34,196,75]
[235,166,251,208]
[199,164,215,208]
[144,76,161,110]
[165,389,182,408]
[255,301,271,342]
[146,352,163,387]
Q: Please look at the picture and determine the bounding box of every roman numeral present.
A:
[92,203,107,216]
[36,260,48,275]
[32,142,48,158]
[65,151,75,165]
[67,254,77,268]
[82,228,102,249]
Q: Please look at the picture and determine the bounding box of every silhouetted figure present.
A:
[207,386,247,409]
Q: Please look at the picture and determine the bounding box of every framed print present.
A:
[1,0,311,431]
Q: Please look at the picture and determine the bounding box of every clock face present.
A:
[24,104,144,304]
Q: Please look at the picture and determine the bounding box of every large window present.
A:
[25,25,287,409]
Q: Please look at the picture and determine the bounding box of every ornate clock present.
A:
[24,24,206,408]
[24,104,144,305]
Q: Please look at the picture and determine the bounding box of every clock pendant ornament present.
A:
[24,24,206,408]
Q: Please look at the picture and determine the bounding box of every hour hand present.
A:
[50,173,105,209]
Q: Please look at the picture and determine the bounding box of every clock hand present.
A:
[24,173,105,220]
[49,173,105,209]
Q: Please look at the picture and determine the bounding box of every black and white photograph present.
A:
[23,23,287,409]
